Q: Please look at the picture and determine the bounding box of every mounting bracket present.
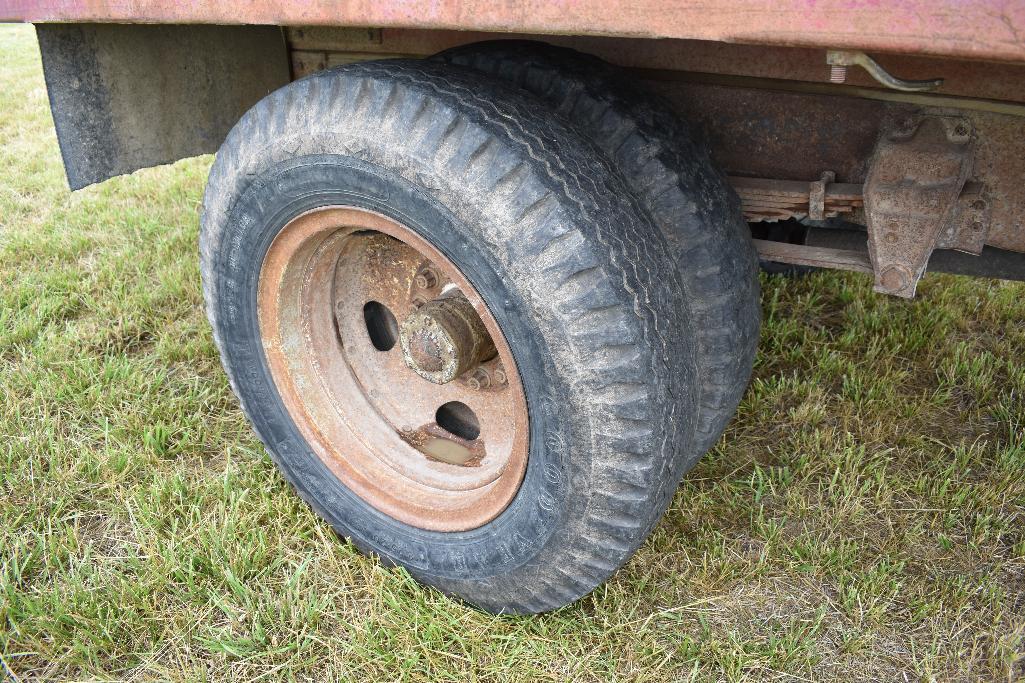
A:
[863,116,978,297]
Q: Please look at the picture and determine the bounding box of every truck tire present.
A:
[434,41,761,459]
[200,60,697,613]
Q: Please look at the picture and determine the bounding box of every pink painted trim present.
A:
[2,0,1024,63]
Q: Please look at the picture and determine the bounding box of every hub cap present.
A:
[399,294,498,384]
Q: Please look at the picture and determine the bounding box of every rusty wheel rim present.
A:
[258,206,529,531]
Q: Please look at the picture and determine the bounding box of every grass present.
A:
[2,22,1024,682]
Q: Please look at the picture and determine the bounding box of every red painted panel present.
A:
[2,0,1024,63]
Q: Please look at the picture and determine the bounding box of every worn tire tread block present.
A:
[435,41,761,461]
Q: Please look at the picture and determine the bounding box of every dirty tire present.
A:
[435,41,761,459]
[200,60,697,613]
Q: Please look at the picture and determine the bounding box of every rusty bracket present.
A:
[808,171,835,221]
[937,181,992,255]
[864,116,977,297]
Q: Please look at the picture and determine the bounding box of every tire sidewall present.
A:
[212,152,577,581]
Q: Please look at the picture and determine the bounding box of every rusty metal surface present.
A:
[258,206,529,532]
[864,116,975,297]
[5,0,1025,63]
[649,82,905,183]
[653,84,1025,255]
[36,23,288,190]
[287,28,1025,106]
[968,111,1025,253]
[939,182,992,255]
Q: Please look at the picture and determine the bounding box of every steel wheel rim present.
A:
[258,206,529,531]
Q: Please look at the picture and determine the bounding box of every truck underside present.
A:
[20,18,1025,296]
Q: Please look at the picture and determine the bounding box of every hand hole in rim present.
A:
[363,300,399,351]
[436,401,481,440]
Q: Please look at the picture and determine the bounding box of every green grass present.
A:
[2,22,1024,682]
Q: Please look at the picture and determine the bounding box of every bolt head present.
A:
[414,268,438,290]
[879,265,911,292]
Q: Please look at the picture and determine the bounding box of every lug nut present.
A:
[468,367,491,391]
[493,365,507,385]
[415,268,439,290]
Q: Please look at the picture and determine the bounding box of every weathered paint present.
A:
[2,0,1024,63]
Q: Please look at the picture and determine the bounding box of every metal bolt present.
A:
[885,232,899,244]
[493,365,507,385]
[879,265,911,292]
[829,64,847,84]
[411,297,427,309]
[414,268,438,290]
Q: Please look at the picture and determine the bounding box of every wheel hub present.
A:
[399,295,497,384]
